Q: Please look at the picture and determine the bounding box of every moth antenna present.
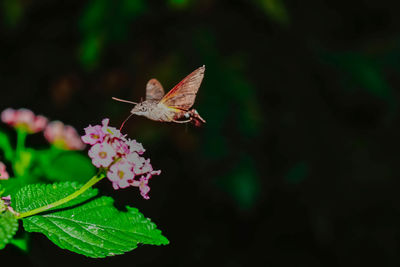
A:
[119,113,134,131]
[112,97,138,105]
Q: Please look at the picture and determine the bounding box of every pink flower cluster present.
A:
[1,108,84,151]
[44,121,85,150]
[81,119,161,199]
[0,162,9,180]
[1,108,47,133]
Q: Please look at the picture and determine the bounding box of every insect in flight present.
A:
[113,65,206,129]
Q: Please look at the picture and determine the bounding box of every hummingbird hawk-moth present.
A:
[113,65,206,129]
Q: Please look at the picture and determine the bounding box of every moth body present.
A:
[114,65,206,128]
[131,100,178,122]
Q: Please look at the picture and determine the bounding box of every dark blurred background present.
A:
[1,0,400,266]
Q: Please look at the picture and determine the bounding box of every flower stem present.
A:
[16,129,27,158]
[17,174,105,219]
[13,129,28,176]
[0,131,14,161]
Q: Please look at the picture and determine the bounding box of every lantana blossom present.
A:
[81,125,105,145]
[127,139,145,155]
[126,152,146,173]
[82,118,161,199]
[88,142,116,168]
[107,160,135,190]
[44,121,85,150]
[131,176,151,200]
[1,108,48,133]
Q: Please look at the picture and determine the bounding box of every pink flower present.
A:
[64,126,86,150]
[138,159,153,174]
[44,121,85,150]
[81,125,105,145]
[1,195,11,202]
[1,108,16,124]
[131,176,151,200]
[101,118,124,140]
[111,138,130,155]
[126,152,146,173]
[1,108,48,133]
[88,142,116,168]
[34,116,48,132]
[83,118,161,199]
[127,139,145,155]
[0,162,9,180]
[107,160,135,189]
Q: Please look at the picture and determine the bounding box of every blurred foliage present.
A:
[285,161,308,184]
[191,29,263,208]
[321,51,397,112]
[217,154,260,210]
[2,0,25,28]
[79,0,147,70]
[167,0,192,10]
[195,29,262,150]
[255,0,289,25]
[35,148,95,183]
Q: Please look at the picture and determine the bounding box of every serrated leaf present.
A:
[13,182,168,257]
[1,179,23,198]
[0,175,40,198]
[0,211,18,249]
[21,197,168,257]
[14,182,98,213]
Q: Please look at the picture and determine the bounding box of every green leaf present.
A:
[22,199,168,257]
[14,182,99,213]
[38,149,96,183]
[0,176,39,198]
[0,211,18,249]
[1,178,26,198]
[14,182,168,257]
[9,233,29,252]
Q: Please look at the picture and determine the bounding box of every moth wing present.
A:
[160,65,205,110]
[146,78,165,101]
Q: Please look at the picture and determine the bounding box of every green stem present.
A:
[0,131,14,161]
[16,129,27,158]
[13,129,28,176]
[17,174,105,219]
